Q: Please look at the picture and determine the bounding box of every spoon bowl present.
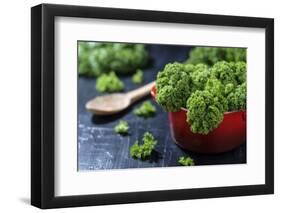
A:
[86,81,155,115]
[86,93,131,115]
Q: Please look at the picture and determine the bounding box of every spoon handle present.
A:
[127,81,155,103]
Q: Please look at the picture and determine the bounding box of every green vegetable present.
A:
[210,61,238,86]
[130,132,157,159]
[190,64,210,92]
[132,69,144,84]
[155,60,246,135]
[78,42,94,75]
[178,156,195,166]
[186,90,227,134]
[186,47,246,66]
[227,82,246,111]
[96,71,124,92]
[155,63,192,112]
[114,120,129,135]
[233,61,247,84]
[78,42,148,77]
[204,78,224,95]
[134,101,156,118]
[224,83,235,95]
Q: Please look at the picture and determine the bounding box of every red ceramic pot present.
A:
[151,85,246,154]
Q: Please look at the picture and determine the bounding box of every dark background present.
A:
[78,44,246,171]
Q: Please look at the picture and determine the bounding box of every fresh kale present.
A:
[134,101,156,118]
[96,71,124,92]
[227,82,246,111]
[155,63,192,112]
[186,90,227,134]
[132,69,144,84]
[210,61,238,86]
[155,60,246,135]
[233,61,247,84]
[114,120,129,135]
[78,42,148,77]
[178,156,195,166]
[130,132,157,159]
[190,64,210,92]
[186,47,246,66]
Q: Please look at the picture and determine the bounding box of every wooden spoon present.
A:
[85,81,155,115]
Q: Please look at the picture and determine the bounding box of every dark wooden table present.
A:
[78,44,246,171]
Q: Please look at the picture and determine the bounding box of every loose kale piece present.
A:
[132,69,144,84]
[186,47,246,66]
[95,71,124,92]
[156,63,192,112]
[130,132,157,159]
[178,156,195,166]
[134,101,156,118]
[114,120,129,135]
[78,42,148,77]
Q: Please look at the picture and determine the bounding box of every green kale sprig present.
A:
[178,156,195,166]
[130,132,157,159]
[132,69,144,84]
[155,63,192,112]
[134,101,156,118]
[210,61,238,86]
[78,42,148,77]
[114,120,129,135]
[186,47,246,66]
[190,64,210,92]
[227,82,246,111]
[186,89,227,134]
[96,71,124,92]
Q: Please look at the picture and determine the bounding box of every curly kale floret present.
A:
[78,42,95,75]
[156,63,192,112]
[114,120,129,135]
[178,156,195,166]
[133,101,156,118]
[78,42,148,77]
[186,47,226,66]
[233,61,246,84]
[190,64,210,91]
[225,48,246,63]
[130,132,157,159]
[132,69,144,84]
[210,61,238,86]
[224,83,235,95]
[96,71,124,92]
[186,90,227,134]
[186,47,246,66]
[205,78,224,95]
[209,61,246,112]
[227,82,246,111]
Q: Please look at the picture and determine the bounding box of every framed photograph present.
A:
[31,3,274,209]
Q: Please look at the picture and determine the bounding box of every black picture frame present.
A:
[31,3,274,209]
